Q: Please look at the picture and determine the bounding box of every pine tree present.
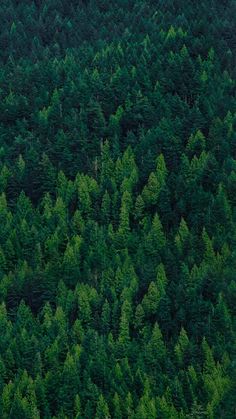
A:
[146,214,166,255]
[113,392,122,419]
[95,394,111,419]
[59,353,80,417]
[101,299,111,334]
[146,323,166,371]
[174,327,190,367]
[118,299,132,346]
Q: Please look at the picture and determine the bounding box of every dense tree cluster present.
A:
[0,0,235,417]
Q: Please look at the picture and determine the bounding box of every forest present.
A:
[0,0,235,417]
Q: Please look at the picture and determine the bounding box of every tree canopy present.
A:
[0,0,235,417]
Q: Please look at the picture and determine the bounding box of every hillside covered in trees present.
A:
[0,0,235,417]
